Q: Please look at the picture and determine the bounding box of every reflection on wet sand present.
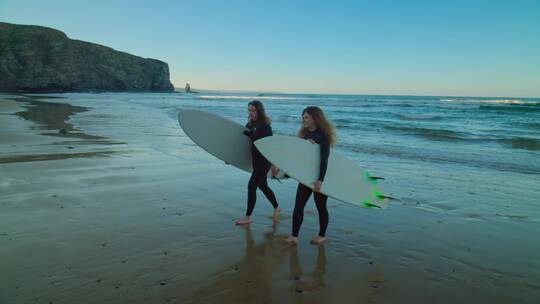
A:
[12,95,108,140]
[288,243,327,294]
[191,219,388,303]
[0,151,117,164]
[1,94,123,164]
[191,221,288,303]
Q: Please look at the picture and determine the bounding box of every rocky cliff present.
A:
[0,22,174,92]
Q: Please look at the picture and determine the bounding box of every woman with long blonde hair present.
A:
[284,106,336,245]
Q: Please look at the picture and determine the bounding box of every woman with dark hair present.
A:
[235,100,280,225]
[284,106,336,245]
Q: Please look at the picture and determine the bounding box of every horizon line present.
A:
[173,87,540,100]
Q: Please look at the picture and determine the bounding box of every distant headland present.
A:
[0,22,174,93]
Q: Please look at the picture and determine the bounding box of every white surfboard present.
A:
[255,135,390,209]
[178,109,286,178]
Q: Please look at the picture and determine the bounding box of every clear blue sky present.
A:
[1,0,539,97]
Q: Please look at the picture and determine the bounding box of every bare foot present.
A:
[310,236,326,245]
[273,207,281,219]
[235,216,252,225]
[283,235,298,245]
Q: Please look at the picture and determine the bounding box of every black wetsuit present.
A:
[243,121,279,216]
[292,128,330,237]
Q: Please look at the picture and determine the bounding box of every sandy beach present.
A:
[1,94,539,304]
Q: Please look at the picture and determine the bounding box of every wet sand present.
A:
[1,94,539,304]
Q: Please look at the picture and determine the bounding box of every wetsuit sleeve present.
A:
[318,134,330,181]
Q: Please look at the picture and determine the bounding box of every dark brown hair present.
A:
[248,100,271,126]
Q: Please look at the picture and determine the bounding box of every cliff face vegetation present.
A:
[0,22,174,92]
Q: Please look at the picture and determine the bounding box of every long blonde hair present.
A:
[297,106,336,147]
